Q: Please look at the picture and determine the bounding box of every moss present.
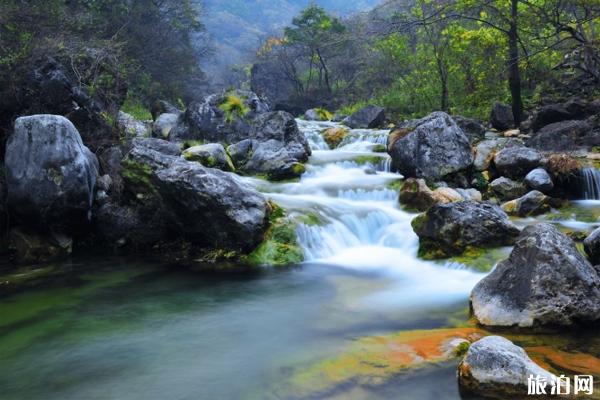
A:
[219,93,249,123]
[121,96,152,121]
[314,107,333,121]
[297,212,325,226]
[447,246,511,272]
[454,341,470,357]
[372,144,387,153]
[291,162,306,176]
[387,180,404,191]
[181,140,206,150]
[246,204,304,267]
[353,155,384,165]
[121,159,157,195]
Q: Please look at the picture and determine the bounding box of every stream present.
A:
[0,120,599,399]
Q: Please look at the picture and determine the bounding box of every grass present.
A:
[219,93,249,123]
[121,96,152,121]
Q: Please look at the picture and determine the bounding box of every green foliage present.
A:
[121,96,152,121]
[314,108,333,121]
[219,93,250,123]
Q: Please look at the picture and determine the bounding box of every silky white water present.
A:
[248,119,484,309]
[582,167,600,200]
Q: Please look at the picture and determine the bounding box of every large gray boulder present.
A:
[490,102,514,131]
[524,168,554,193]
[527,120,599,151]
[388,112,473,180]
[170,90,270,143]
[471,223,600,328]
[493,146,542,179]
[227,139,306,180]
[342,105,385,129]
[458,336,555,399]
[120,139,269,251]
[411,201,519,258]
[5,115,99,231]
[584,227,600,265]
[249,111,311,161]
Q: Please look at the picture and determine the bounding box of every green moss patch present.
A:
[246,204,304,267]
[121,159,157,195]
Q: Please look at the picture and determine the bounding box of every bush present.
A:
[219,94,249,123]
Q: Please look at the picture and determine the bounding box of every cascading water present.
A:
[581,167,600,200]
[247,119,484,308]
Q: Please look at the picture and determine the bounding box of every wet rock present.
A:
[458,336,555,399]
[388,112,473,180]
[5,115,99,232]
[153,113,180,139]
[490,102,514,131]
[228,139,306,180]
[322,127,348,149]
[490,177,527,201]
[342,105,385,129]
[411,201,519,258]
[493,146,542,179]
[527,120,598,151]
[501,190,550,217]
[249,111,311,161]
[584,227,600,265]
[524,168,554,193]
[117,111,149,138]
[183,143,234,172]
[122,140,269,251]
[8,228,72,264]
[453,115,487,143]
[471,223,600,327]
[400,178,464,211]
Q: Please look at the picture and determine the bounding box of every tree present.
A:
[284,4,346,94]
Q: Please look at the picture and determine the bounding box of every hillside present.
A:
[201,0,382,87]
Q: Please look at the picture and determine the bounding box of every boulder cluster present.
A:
[390,102,600,398]
[0,60,309,267]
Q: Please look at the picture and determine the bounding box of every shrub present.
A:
[219,93,249,123]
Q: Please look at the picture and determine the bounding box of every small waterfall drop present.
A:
[245,118,484,307]
[582,167,600,200]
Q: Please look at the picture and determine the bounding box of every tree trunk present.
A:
[508,0,523,126]
[436,57,449,112]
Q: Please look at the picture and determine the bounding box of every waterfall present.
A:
[582,167,600,200]
[244,118,484,305]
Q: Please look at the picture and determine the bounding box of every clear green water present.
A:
[0,258,473,400]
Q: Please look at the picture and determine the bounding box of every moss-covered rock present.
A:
[322,127,348,149]
[412,201,520,259]
[182,143,235,172]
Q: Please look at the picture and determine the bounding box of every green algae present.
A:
[447,246,512,272]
